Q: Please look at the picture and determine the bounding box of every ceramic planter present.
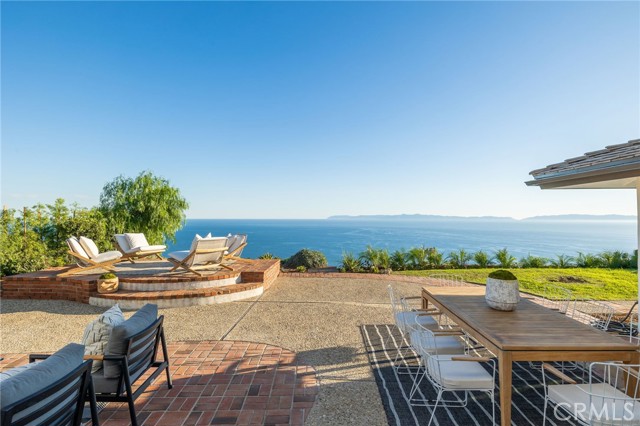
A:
[485,277,520,311]
[97,277,119,294]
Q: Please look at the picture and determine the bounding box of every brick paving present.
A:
[0,340,318,426]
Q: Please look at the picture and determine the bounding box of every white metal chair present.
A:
[386,285,443,373]
[569,299,615,331]
[542,362,640,425]
[538,283,574,314]
[409,322,496,425]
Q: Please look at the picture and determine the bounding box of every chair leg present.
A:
[427,389,443,426]
[122,373,138,426]
[160,330,173,389]
[87,376,100,426]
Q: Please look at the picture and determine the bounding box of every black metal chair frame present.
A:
[1,358,98,426]
[93,315,173,426]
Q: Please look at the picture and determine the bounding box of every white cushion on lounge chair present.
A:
[79,236,100,259]
[168,250,190,262]
[129,244,166,253]
[409,331,465,356]
[548,383,640,425]
[190,234,203,252]
[426,355,494,390]
[94,251,122,263]
[124,233,149,250]
[67,237,89,260]
[114,234,131,252]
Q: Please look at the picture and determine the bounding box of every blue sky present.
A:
[2,1,639,219]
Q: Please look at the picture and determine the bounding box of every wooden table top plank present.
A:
[422,286,638,352]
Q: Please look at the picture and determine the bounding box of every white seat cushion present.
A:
[409,330,465,356]
[124,233,149,250]
[168,250,190,262]
[78,236,100,259]
[426,354,494,390]
[93,251,122,262]
[549,383,640,425]
[129,244,166,253]
[395,311,439,333]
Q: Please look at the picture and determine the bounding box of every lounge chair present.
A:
[58,237,122,277]
[221,234,249,269]
[114,233,166,263]
[167,236,231,276]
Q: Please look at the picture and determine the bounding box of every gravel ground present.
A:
[0,276,429,425]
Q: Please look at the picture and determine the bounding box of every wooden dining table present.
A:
[421,285,640,426]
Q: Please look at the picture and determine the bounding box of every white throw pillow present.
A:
[205,232,212,239]
[124,233,149,250]
[78,236,100,259]
[82,304,125,372]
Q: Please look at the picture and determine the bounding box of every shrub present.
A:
[447,249,472,268]
[282,249,327,269]
[99,272,117,279]
[340,252,362,272]
[407,246,430,270]
[519,255,548,268]
[549,254,574,268]
[576,252,602,268]
[390,249,408,271]
[295,266,307,273]
[488,269,517,280]
[494,248,517,268]
[359,246,390,273]
[259,253,278,260]
[473,250,492,268]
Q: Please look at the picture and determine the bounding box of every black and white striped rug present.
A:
[360,324,581,426]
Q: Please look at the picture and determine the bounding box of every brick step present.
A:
[119,270,241,284]
[89,282,265,309]
[120,274,241,291]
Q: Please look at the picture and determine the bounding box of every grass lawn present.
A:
[395,268,638,300]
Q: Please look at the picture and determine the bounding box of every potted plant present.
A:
[97,272,119,294]
[485,269,520,311]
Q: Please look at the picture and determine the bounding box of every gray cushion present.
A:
[103,304,158,378]
[92,365,147,395]
[0,343,84,421]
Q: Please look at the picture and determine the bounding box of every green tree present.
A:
[99,171,189,244]
[0,208,49,276]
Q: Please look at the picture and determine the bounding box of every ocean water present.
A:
[165,219,638,266]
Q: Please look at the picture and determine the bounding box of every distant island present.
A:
[327,214,636,221]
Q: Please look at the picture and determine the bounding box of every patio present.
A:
[1,274,638,425]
